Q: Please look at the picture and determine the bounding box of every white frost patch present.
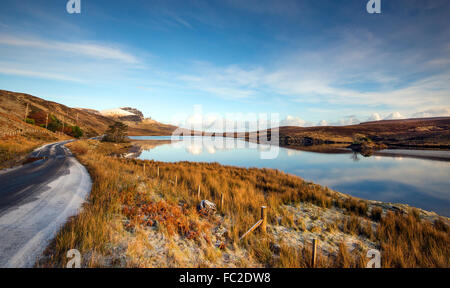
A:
[100,108,134,117]
[0,149,91,268]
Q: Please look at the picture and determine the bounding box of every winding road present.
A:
[0,140,92,267]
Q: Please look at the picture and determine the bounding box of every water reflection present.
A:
[130,136,450,216]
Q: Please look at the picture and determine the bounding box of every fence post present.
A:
[157,166,160,177]
[175,175,177,187]
[197,185,201,200]
[260,206,267,234]
[220,193,224,210]
[312,239,318,268]
[143,163,146,174]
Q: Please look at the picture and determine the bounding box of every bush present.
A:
[47,115,62,132]
[25,118,35,125]
[102,122,129,143]
[69,126,83,138]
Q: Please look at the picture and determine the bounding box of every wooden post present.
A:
[143,163,146,174]
[24,103,29,121]
[197,185,201,200]
[312,239,318,268]
[260,206,267,234]
[220,193,224,209]
[157,166,160,177]
[45,113,49,129]
[175,175,177,187]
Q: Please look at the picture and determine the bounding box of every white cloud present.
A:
[317,120,328,126]
[385,112,404,120]
[331,116,360,126]
[367,113,382,122]
[174,30,450,114]
[0,35,139,64]
[411,108,450,118]
[280,115,311,127]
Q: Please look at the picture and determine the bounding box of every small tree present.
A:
[103,122,128,143]
[47,115,63,132]
[68,126,83,138]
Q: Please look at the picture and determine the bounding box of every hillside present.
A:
[0,90,178,137]
[0,89,116,137]
[97,107,177,136]
[126,118,178,136]
[241,117,450,149]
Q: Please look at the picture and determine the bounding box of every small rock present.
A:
[197,200,217,215]
[270,243,281,255]
[153,220,159,229]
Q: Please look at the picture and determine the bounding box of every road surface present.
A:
[0,140,91,267]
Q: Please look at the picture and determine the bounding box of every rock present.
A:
[197,200,217,215]
[215,226,229,239]
[120,107,144,122]
[270,243,281,255]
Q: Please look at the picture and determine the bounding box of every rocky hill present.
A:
[120,107,144,122]
[98,107,177,135]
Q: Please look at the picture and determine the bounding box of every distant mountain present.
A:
[97,106,177,135]
[121,107,144,121]
[99,107,144,122]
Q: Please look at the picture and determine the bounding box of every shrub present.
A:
[69,126,83,138]
[102,122,129,143]
[370,207,383,221]
[25,118,35,125]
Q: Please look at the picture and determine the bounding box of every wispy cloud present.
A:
[0,35,140,64]
[411,108,450,118]
[0,66,82,82]
[174,28,450,116]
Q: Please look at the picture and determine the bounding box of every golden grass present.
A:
[0,134,62,169]
[377,212,449,267]
[39,140,450,268]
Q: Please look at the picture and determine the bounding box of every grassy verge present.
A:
[0,133,65,170]
[39,140,449,268]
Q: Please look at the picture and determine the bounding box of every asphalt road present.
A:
[0,140,91,267]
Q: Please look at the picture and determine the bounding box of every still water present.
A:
[130,136,450,216]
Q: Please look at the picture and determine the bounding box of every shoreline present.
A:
[129,135,450,162]
[129,138,450,218]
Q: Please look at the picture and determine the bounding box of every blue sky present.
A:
[0,0,449,126]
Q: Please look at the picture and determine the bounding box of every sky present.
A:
[0,0,449,127]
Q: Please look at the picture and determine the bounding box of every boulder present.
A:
[197,200,217,215]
